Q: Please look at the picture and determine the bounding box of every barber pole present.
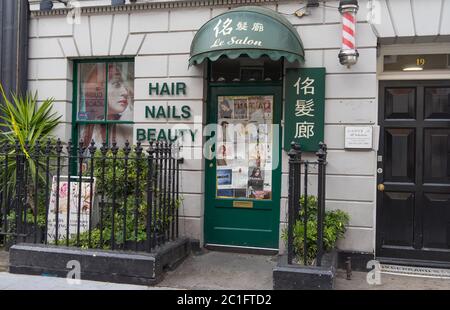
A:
[338,0,359,67]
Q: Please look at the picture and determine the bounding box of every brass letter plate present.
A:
[233,201,253,209]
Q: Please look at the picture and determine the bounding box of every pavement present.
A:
[1,249,450,290]
[157,249,276,290]
[0,250,8,272]
[0,272,176,290]
[335,270,450,290]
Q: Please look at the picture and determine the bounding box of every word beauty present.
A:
[211,36,263,48]
[149,82,187,96]
[136,128,198,143]
[145,105,192,119]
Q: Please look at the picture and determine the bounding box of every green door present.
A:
[205,85,282,249]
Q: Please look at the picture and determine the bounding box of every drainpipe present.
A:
[338,0,359,67]
[0,0,29,98]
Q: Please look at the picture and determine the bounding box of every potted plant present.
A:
[282,195,349,265]
[274,195,349,290]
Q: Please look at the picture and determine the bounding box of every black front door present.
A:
[377,80,450,264]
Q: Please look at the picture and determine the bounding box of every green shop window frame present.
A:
[71,58,135,147]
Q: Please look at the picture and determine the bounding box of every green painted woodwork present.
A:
[204,85,282,249]
[189,6,304,66]
[284,68,326,152]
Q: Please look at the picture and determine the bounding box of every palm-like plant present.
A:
[0,83,62,213]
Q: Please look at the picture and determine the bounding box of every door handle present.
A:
[377,184,385,192]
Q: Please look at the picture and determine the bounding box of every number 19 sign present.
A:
[284,68,326,152]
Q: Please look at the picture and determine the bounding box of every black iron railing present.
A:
[287,142,328,266]
[0,139,181,253]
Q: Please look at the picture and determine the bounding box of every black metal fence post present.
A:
[87,140,96,248]
[287,142,302,265]
[65,140,73,246]
[176,148,182,239]
[134,142,143,252]
[54,139,63,245]
[110,142,119,251]
[99,142,108,248]
[76,140,86,246]
[316,142,328,266]
[43,139,52,245]
[33,140,40,244]
[170,144,176,241]
[1,143,10,244]
[122,141,131,250]
[14,140,24,244]
[167,143,173,242]
[162,141,168,243]
[146,143,155,252]
[23,140,30,240]
[303,161,309,266]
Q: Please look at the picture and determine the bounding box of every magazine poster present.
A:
[217,142,235,160]
[248,96,264,121]
[234,122,248,144]
[249,143,269,166]
[247,167,264,192]
[234,189,247,198]
[232,166,248,189]
[263,168,272,191]
[217,189,234,198]
[248,124,271,145]
[47,176,96,243]
[218,97,234,119]
[234,141,247,161]
[217,169,233,189]
[262,96,273,121]
[217,119,231,143]
[233,97,248,120]
[248,123,260,144]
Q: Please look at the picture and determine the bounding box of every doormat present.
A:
[380,264,450,279]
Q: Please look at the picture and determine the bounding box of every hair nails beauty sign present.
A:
[135,82,200,146]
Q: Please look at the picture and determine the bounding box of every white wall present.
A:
[28,0,378,253]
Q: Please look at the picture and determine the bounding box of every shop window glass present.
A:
[76,60,134,147]
[216,95,274,200]
[210,56,282,83]
[383,54,450,72]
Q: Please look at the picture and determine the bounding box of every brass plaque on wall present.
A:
[233,201,254,209]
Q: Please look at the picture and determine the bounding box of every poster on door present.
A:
[216,95,274,200]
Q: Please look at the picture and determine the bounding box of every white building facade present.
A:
[27,0,450,265]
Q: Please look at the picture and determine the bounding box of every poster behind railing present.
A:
[47,176,97,243]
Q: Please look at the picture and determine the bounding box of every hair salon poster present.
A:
[47,176,96,243]
[216,95,273,200]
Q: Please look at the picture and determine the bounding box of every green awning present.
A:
[189,6,305,66]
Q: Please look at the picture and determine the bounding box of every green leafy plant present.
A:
[68,148,181,249]
[282,195,349,265]
[0,84,61,207]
